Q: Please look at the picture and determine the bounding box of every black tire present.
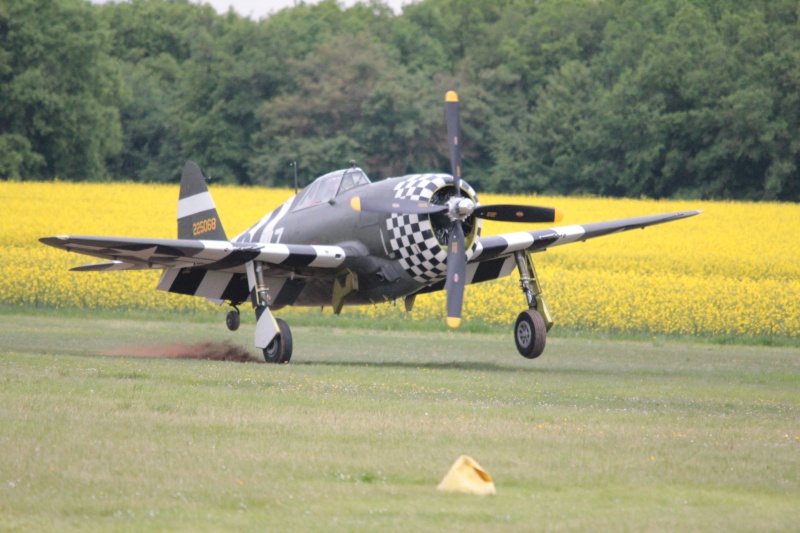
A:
[262,318,293,364]
[514,310,547,359]
[226,310,240,331]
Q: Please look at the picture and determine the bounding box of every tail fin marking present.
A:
[177,161,227,241]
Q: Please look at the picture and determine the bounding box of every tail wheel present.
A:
[515,310,546,359]
[226,310,240,331]
[263,318,293,364]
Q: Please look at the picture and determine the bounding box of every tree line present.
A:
[1,0,798,201]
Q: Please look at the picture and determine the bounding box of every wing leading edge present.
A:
[39,235,350,273]
[471,211,702,263]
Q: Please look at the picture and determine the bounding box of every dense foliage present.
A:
[1,0,798,200]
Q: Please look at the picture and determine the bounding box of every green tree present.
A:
[99,0,226,182]
[176,13,280,184]
[0,134,44,180]
[108,54,184,182]
[3,0,798,200]
[0,0,121,180]
[249,33,401,185]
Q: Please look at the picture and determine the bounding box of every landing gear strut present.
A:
[249,261,292,364]
[513,251,553,359]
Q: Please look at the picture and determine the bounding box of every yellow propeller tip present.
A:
[446,317,461,328]
[445,91,459,103]
[554,208,564,223]
[350,197,361,212]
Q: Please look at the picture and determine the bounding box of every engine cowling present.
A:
[384,174,481,283]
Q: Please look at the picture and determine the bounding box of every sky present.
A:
[203,0,411,19]
[91,0,413,20]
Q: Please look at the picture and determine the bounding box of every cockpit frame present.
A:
[292,168,371,211]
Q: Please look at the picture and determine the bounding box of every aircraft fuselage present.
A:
[233,171,481,308]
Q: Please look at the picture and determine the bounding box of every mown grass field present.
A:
[1,313,798,531]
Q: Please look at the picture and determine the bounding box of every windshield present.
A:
[338,169,370,194]
[293,168,370,211]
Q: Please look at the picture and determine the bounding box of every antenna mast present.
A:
[290,161,298,194]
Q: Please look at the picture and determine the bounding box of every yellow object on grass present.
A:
[437,455,496,495]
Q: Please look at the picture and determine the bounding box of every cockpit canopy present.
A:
[293,168,371,211]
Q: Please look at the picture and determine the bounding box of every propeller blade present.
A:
[444,222,466,328]
[350,196,448,216]
[445,91,462,197]
[474,204,564,223]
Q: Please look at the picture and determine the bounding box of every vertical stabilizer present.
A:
[177,161,227,240]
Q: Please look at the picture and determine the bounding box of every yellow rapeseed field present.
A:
[1,181,798,337]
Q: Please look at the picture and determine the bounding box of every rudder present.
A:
[177,161,227,240]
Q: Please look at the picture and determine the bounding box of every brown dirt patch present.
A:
[106,342,263,363]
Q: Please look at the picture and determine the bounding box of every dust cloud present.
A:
[106,342,263,363]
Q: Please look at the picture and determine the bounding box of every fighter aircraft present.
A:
[41,91,700,363]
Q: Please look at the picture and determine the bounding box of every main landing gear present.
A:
[254,262,293,364]
[513,251,554,359]
[227,305,292,363]
[236,260,293,364]
[256,307,293,364]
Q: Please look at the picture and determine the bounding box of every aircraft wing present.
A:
[39,235,350,273]
[471,211,702,262]
[411,211,703,296]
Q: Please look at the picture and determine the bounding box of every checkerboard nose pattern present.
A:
[386,174,481,283]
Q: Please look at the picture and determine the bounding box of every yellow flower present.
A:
[1,182,798,337]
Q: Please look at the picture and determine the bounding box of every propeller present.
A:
[473,204,563,223]
[442,91,562,327]
[353,196,562,223]
[443,91,467,328]
[350,91,563,328]
[444,220,466,328]
[445,91,462,197]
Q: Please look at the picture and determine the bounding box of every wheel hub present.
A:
[516,321,532,348]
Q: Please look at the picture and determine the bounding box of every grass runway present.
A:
[1,312,798,531]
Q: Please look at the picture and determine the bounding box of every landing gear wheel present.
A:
[226,310,240,331]
[515,310,546,359]
[262,318,293,364]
